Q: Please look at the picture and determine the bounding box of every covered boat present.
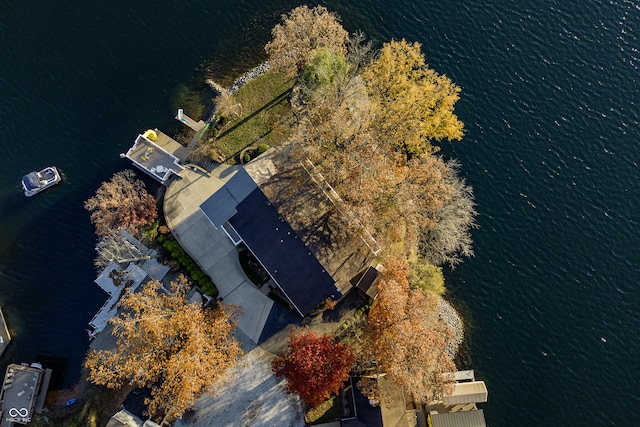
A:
[21,166,61,197]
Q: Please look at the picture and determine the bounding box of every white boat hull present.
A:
[21,166,61,197]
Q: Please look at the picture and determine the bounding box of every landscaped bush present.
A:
[159,238,218,298]
[256,143,270,155]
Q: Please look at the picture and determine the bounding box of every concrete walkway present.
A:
[164,166,274,343]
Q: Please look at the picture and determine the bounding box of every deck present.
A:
[0,308,10,357]
[123,132,185,184]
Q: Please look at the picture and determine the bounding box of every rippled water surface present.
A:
[0,0,638,424]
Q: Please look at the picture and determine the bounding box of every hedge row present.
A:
[157,234,218,297]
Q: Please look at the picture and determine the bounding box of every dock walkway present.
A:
[0,308,11,357]
[176,109,206,132]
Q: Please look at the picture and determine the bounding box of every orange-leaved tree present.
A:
[273,329,356,406]
[85,275,243,421]
[84,169,157,237]
[365,258,456,402]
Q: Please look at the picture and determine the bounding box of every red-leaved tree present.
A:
[273,329,356,406]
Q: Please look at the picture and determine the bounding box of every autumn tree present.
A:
[420,160,477,267]
[296,126,455,255]
[214,90,243,135]
[84,169,157,237]
[85,276,243,421]
[285,46,466,256]
[265,5,349,74]
[93,231,154,271]
[346,30,374,76]
[273,329,357,406]
[364,258,456,402]
[300,47,350,99]
[362,39,464,156]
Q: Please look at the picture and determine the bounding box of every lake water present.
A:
[0,1,637,425]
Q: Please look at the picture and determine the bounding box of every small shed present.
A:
[351,266,381,300]
[430,410,486,427]
[443,381,488,406]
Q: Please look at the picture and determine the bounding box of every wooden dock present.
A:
[0,308,11,356]
[175,109,206,132]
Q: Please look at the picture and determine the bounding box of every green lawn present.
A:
[212,70,295,162]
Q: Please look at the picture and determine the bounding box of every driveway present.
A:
[174,343,304,427]
[164,166,274,343]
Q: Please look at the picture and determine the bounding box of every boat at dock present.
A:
[0,308,10,357]
[21,166,61,197]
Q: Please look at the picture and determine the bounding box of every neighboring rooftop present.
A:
[443,381,488,406]
[90,232,170,335]
[348,376,383,427]
[0,308,10,357]
[90,261,149,334]
[105,409,161,427]
[430,410,486,427]
[0,363,52,426]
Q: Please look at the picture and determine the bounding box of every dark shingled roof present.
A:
[200,169,257,227]
[229,188,340,315]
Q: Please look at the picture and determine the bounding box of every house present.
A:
[198,147,377,316]
[343,371,488,427]
[200,166,340,316]
[89,232,172,335]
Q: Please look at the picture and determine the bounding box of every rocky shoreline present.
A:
[229,61,271,94]
[439,298,464,359]
[204,61,272,123]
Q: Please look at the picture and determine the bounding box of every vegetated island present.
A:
[33,5,482,427]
